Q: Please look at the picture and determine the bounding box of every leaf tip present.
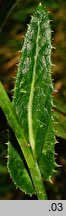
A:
[37,2,44,10]
[39,2,42,6]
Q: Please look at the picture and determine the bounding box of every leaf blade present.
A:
[8,141,35,195]
[9,3,56,191]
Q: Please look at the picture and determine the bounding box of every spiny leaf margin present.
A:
[8,3,56,195]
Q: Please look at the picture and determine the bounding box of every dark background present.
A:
[0,0,66,199]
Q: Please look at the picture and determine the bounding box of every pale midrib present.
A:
[28,21,40,154]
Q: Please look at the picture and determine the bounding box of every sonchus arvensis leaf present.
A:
[8,3,56,196]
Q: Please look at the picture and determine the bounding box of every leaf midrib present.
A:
[28,20,40,154]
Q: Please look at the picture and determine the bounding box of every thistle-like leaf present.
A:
[8,3,56,194]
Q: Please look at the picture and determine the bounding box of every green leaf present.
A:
[0,3,56,198]
[8,140,35,195]
[0,81,47,199]
[11,2,56,182]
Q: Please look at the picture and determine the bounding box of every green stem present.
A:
[0,82,47,200]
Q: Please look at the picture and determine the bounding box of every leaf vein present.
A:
[28,21,40,153]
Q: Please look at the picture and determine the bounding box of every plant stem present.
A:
[0,82,47,199]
